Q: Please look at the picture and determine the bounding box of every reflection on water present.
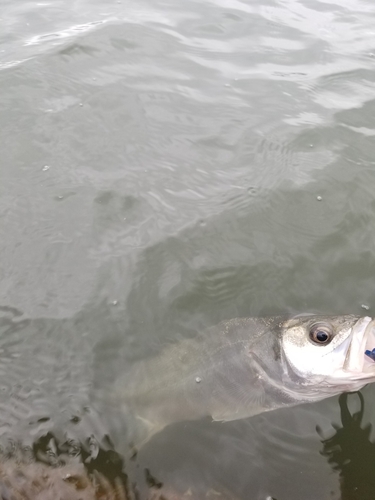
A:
[319,392,375,500]
[0,435,128,500]
[0,432,241,500]
[10,392,375,500]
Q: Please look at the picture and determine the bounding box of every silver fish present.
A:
[112,315,375,446]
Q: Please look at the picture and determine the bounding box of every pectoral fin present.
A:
[211,380,266,422]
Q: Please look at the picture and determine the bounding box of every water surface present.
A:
[1,0,375,498]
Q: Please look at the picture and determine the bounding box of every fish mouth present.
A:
[343,316,375,377]
[363,318,375,373]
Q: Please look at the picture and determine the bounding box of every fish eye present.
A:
[309,323,333,345]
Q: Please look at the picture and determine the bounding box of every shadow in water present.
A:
[319,392,375,500]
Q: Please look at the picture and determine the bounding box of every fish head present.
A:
[281,315,375,396]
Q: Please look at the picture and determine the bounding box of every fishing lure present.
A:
[365,348,375,361]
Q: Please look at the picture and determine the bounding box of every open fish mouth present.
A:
[343,317,375,376]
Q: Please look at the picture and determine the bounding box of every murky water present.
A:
[1,0,375,498]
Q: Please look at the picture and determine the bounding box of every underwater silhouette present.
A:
[319,392,375,500]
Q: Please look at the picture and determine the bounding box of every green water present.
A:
[1,0,375,497]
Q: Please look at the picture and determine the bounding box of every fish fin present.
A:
[92,388,162,453]
[211,382,266,422]
[103,406,164,454]
[132,415,164,446]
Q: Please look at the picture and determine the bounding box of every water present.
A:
[1,0,375,497]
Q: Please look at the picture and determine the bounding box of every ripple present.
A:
[24,20,107,47]
[2,0,375,496]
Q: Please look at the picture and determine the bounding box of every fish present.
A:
[111,315,375,447]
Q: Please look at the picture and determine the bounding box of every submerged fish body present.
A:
[113,315,375,446]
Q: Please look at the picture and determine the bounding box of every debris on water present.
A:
[79,103,83,107]
[361,304,370,310]
[365,348,375,361]
[195,377,202,383]
[112,300,118,306]
[42,165,50,171]
[316,195,322,201]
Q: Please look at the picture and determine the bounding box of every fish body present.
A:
[112,315,375,445]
